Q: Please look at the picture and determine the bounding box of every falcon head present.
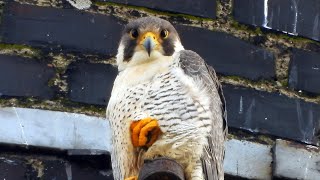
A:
[116,17,184,70]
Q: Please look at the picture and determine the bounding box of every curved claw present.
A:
[124,176,138,180]
[130,117,161,147]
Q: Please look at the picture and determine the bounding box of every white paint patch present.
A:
[285,31,298,36]
[0,157,17,165]
[65,163,72,180]
[274,139,320,180]
[263,0,271,29]
[291,0,299,35]
[0,107,110,152]
[66,0,91,10]
[239,96,243,114]
[224,139,272,179]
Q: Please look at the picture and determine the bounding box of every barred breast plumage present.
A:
[107,50,225,180]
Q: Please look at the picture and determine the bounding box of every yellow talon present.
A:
[125,176,138,180]
[130,117,161,147]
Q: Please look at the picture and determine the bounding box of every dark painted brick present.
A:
[72,165,112,180]
[67,62,117,105]
[233,0,320,42]
[40,160,69,179]
[176,25,275,80]
[223,84,320,145]
[289,49,320,95]
[0,154,112,180]
[233,0,265,27]
[0,55,55,99]
[0,157,26,179]
[98,0,216,19]
[0,2,123,56]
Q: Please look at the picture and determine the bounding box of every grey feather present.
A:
[178,50,227,180]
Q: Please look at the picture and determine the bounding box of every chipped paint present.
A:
[263,0,271,29]
[244,98,256,132]
[291,0,299,35]
[65,162,73,180]
[275,139,320,179]
[66,0,91,10]
[239,96,243,114]
[281,139,320,153]
[0,157,17,165]
[313,13,320,40]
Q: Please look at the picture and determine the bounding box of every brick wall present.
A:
[0,0,319,179]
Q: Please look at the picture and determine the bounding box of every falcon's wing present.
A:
[178,50,227,180]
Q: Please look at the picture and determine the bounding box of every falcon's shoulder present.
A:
[177,50,227,127]
[176,50,227,180]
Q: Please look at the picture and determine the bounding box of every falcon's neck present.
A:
[117,55,174,86]
[115,41,185,86]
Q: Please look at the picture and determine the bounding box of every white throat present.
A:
[116,55,174,87]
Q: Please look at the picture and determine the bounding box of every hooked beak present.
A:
[141,32,158,57]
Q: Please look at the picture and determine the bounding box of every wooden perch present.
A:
[138,157,185,180]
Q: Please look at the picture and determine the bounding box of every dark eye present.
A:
[160,29,169,39]
[129,29,139,39]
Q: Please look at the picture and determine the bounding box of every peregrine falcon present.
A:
[107,17,227,180]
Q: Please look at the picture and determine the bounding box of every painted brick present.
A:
[0,107,275,179]
[224,139,272,179]
[0,107,111,152]
[0,2,123,56]
[0,156,26,179]
[274,139,320,180]
[233,0,320,42]
[0,54,55,99]
[223,84,320,145]
[176,25,276,80]
[67,62,117,105]
[98,0,216,19]
[289,49,320,95]
[0,155,112,180]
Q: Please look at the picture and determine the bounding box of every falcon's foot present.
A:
[124,176,138,180]
[130,117,161,147]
